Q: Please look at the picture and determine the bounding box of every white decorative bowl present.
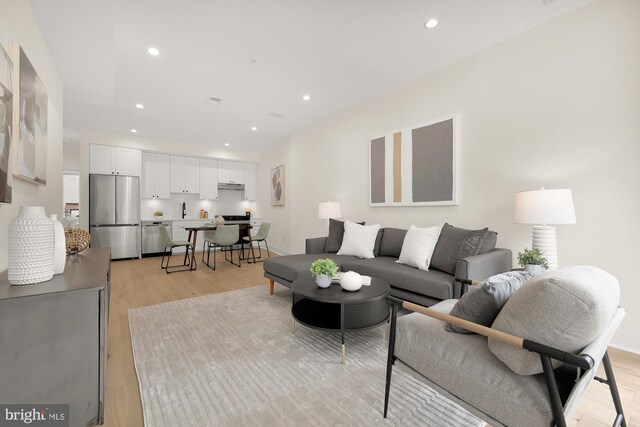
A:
[340,271,362,292]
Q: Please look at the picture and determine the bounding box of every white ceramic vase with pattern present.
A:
[8,206,55,285]
[49,214,66,275]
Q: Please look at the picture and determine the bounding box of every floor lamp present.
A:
[318,201,342,233]
[514,188,576,270]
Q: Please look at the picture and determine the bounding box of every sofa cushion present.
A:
[479,230,498,254]
[397,224,442,271]
[396,302,555,427]
[379,228,407,258]
[343,257,454,301]
[488,266,620,375]
[264,254,360,283]
[373,228,384,257]
[324,219,364,253]
[431,223,489,275]
[337,221,381,259]
[446,271,532,334]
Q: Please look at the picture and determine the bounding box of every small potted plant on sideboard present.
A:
[310,259,339,288]
[517,247,549,275]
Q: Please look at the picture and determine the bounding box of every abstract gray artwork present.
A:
[17,47,47,185]
[369,115,457,206]
[0,45,13,203]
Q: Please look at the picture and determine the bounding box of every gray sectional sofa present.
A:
[264,223,512,307]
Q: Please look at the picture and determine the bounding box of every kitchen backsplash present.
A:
[141,190,255,220]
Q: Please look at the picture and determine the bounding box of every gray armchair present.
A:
[384,266,627,427]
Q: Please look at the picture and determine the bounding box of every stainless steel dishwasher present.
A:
[141,220,171,257]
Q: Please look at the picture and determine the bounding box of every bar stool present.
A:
[203,225,241,270]
[243,222,271,263]
[160,224,194,273]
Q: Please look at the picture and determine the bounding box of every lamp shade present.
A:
[318,201,342,219]
[514,189,576,225]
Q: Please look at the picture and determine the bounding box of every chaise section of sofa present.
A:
[264,226,512,306]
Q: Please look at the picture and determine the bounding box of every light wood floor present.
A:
[104,253,639,427]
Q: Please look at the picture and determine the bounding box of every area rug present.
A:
[129,286,485,426]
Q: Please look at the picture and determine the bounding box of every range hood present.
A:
[218,182,245,191]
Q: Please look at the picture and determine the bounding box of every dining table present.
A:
[179,222,255,270]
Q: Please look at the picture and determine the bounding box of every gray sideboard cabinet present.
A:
[0,247,111,426]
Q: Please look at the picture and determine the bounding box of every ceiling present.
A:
[29,0,593,151]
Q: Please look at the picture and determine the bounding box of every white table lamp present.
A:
[318,201,342,220]
[319,201,342,234]
[514,188,576,270]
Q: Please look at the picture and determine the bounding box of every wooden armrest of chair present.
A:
[396,299,593,370]
[402,301,524,348]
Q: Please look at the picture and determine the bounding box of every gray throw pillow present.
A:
[430,223,489,275]
[479,230,498,254]
[324,219,364,253]
[378,228,407,258]
[446,271,532,334]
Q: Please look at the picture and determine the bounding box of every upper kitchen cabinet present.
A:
[243,163,256,201]
[199,159,218,200]
[217,161,245,184]
[170,156,200,194]
[89,144,141,176]
[141,153,171,199]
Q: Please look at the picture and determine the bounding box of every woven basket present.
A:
[64,227,91,255]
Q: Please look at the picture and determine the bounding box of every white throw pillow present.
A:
[396,224,443,271]
[337,221,381,259]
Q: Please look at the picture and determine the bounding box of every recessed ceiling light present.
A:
[130,129,138,133]
[425,19,439,29]
[251,126,257,131]
[224,143,230,146]
[148,47,160,56]
[302,94,311,101]
[135,103,144,109]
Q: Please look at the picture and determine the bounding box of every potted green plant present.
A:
[310,258,339,288]
[153,211,164,221]
[517,247,549,275]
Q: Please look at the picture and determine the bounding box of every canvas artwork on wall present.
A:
[0,44,13,203]
[271,165,285,206]
[16,47,47,185]
[369,115,457,206]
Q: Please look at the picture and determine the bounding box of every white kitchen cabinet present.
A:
[141,153,171,199]
[170,156,200,194]
[243,163,256,201]
[199,159,219,200]
[217,161,245,184]
[89,144,141,176]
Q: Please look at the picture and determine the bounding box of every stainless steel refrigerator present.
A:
[89,174,140,259]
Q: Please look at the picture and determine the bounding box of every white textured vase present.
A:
[315,274,331,288]
[49,214,66,275]
[8,206,55,285]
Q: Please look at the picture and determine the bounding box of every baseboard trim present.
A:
[266,245,291,256]
[609,343,640,356]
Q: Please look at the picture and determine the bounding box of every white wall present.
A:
[63,141,80,170]
[0,0,64,271]
[78,129,262,229]
[256,0,640,352]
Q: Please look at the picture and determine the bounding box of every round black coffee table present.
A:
[291,276,390,364]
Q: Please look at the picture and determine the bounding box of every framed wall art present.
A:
[369,114,458,206]
[271,165,285,206]
[16,46,47,185]
[0,43,13,202]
